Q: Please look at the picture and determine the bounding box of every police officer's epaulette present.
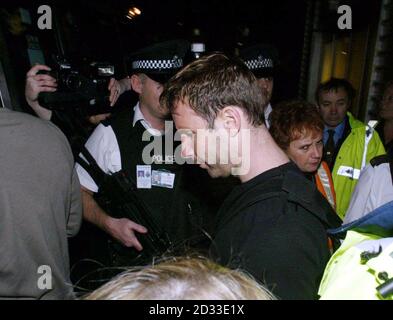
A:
[370,154,390,167]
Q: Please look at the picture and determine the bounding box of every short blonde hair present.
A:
[83,256,275,300]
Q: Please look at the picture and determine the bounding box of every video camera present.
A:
[38,56,115,115]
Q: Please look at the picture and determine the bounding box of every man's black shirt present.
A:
[210,162,341,300]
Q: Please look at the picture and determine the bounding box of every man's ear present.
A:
[130,74,143,94]
[220,106,242,133]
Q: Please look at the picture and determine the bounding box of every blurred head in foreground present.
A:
[84,256,275,300]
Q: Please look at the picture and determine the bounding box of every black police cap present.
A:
[129,39,190,84]
[239,44,279,78]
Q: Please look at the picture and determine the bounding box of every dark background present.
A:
[0,0,382,111]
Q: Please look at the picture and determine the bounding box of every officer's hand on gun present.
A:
[105,216,148,250]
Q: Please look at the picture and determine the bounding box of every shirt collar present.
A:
[324,118,346,138]
[264,103,272,128]
[132,102,162,136]
[335,120,346,138]
[323,117,347,146]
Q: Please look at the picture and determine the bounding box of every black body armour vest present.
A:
[103,109,212,255]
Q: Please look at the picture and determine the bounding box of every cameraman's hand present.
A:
[105,216,148,250]
[25,64,57,120]
[26,64,57,103]
[108,77,131,106]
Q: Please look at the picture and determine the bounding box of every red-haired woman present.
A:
[269,100,336,210]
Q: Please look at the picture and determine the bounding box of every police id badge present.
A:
[136,165,152,189]
[151,170,175,189]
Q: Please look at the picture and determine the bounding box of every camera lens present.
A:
[65,73,82,91]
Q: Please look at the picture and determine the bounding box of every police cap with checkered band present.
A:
[129,40,190,84]
[239,44,279,79]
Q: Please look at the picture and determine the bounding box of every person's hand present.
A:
[89,76,131,124]
[25,64,57,106]
[108,77,130,106]
[88,113,111,125]
[25,64,56,120]
[105,216,148,250]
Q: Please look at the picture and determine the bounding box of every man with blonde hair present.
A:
[85,256,275,300]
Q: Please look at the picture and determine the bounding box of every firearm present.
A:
[95,170,173,259]
[76,147,172,264]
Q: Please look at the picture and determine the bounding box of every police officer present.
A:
[344,154,393,224]
[319,200,393,300]
[75,40,215,269]
[239,44,279,128]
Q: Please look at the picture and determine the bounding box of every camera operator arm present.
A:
[25,64,56,120]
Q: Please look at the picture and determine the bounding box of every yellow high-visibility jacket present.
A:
[319,230,393,300]
[332,113,385,219]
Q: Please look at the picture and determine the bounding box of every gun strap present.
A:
[76,146,107,188]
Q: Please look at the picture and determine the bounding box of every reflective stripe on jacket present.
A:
[315,161,336,210]
[319,200,393,300]
[319,231,393,300]
[332,113,385,219]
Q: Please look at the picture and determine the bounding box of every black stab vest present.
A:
[103,108,208,247]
